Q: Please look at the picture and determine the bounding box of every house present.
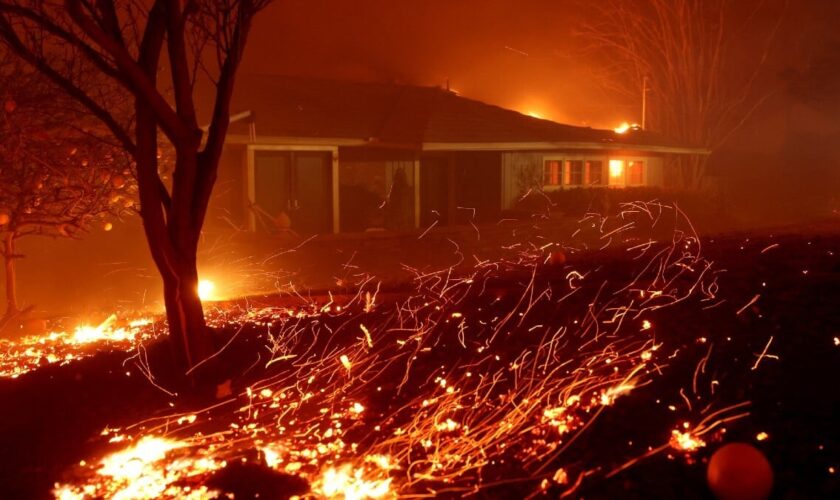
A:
[208,76,708,236]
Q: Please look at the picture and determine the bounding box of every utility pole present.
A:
[641,76,649,130]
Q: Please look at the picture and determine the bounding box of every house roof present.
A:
[225,75,707,154]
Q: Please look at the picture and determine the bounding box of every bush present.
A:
[512,187,727,223]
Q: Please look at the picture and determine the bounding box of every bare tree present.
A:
[579,0,787,188]
[0,0,271,373]
[0,55,134,329]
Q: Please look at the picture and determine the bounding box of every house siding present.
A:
[206,144,248,230]
[501,151,668,210]
[501,152,544,210]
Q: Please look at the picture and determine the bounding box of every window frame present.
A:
[542,155,608,189]
[607,156,648,187]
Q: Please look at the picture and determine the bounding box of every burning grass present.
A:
[2,202,838,498]
[0,315,156,379]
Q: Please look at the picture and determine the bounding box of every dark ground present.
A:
[0,227,838,499]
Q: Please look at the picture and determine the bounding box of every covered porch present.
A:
[242,145,504,235]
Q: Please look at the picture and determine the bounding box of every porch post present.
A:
[414,156,421,228]
[332,148,340,233]
[246,145,256,231]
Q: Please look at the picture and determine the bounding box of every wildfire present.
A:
[316,463,394,500]
[613,122,640,134]
[55,436,223,500]
[5,202,745,498]
[0,314,156,379]
[71,315,131,344]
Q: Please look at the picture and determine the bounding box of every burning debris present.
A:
[19,202,760,499]
[0,315,156,379]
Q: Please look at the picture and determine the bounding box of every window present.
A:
[544,160,562,186]
[565,160,584,185]
[544,158,605,187]
[607,158,647,186]
[609,159,624,180]
[586,160,603,185]
[627,161,644,185]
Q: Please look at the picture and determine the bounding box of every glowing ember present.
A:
[98,436,185,480]
[0,315,157,379]
[669,428,706,452]
[55,436,223,500]
[613,122,640,134]
[72,315,131,344]
[316,463,393,500]
[11,202,742,498]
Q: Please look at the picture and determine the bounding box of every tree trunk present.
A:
[160,253,214,373]
[134,101,215,375]
[3,233,18,319]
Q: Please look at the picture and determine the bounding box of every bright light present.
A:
[72,315,127,344]
[527,111,543,119]
[609,159,625,178]
[197,280,216,301]
[98,436,184,480]
[317,463,392,500]
[614,122,640,134]
[669,429,706,452]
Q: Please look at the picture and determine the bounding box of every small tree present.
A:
[579,0,787,188]
[0,57,133,329]
[0,0,271,373]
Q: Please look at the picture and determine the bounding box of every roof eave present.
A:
[421,141,710,155]
[225,134,369,147]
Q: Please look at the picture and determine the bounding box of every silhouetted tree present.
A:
[0,0,271,373]
[580,0,787,188]
[0,55,133,330]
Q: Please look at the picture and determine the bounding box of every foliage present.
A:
[0,73,132,237]
[0,0,272,370]
[579,0,787,188]
[512,186,727,223]
[0,56,133,321]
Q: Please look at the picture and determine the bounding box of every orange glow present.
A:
[669,429,706,452]
[609,159,625,178]
[316,462,393,500]
[527,111,544,119]
[28,202,726,499]
[613,122,640,134]
[197,280,216,301]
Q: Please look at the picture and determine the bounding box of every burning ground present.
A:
[1,203,838,499]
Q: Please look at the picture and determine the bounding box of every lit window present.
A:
[627,161,644,185]
[544,160,562,186]
[609,159,625,179]
[545,159,606,187]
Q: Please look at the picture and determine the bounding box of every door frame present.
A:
[246,144,340,233]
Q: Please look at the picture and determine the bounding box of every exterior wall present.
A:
[222,141,677,235]
[501,152,543,211]
[206,144,247,230]
[647,157,665,186]
[501,151,668,210]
